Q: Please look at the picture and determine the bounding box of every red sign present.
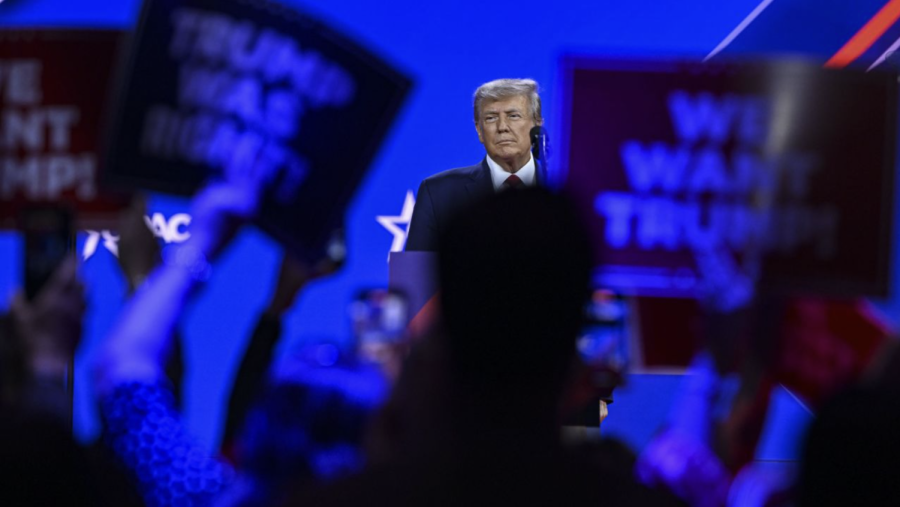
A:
[0,30,129,229]
[777,299,892,408]
[561,57,896,299]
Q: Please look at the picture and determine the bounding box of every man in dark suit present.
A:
[404,78,544,251]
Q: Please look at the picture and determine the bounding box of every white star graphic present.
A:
[376,190,415,256]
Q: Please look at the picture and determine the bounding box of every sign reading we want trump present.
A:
[561,58,896,299]
[0,31,128,228]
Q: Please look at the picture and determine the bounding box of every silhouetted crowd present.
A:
[1,176,898,506]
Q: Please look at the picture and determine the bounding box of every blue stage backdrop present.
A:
[1,0,897,459]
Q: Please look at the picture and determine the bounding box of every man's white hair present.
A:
[473,78,542,124]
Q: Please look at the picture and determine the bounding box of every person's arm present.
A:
[96,252,197,391]
[114,196,188,406]
[404,180,437,252]
[634,352,733,507]
[94,181,259,506]
[221,251,342,454]
[95,182,258,395]
[116,196,162,294]
[221,311,282,456]
[7,257,84,421]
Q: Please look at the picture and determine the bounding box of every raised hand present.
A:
[10,257,84,379]
[116,195,161,292]
[187,178,261,263]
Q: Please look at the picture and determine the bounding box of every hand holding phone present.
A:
[350,289,409,380]
[21,207,74,301]
[577,289,630,393]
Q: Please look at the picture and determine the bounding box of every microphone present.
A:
[530,126,550,185]
[530,126,550,163]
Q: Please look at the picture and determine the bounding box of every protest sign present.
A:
[0,30,129,228]
[561,57,896,298]
[105,0,411,260]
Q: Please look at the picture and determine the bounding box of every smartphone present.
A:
[19,205,76,428]
[350,289,409,369]
[564,289,631,426]
[21,206,74,301]
[578,289,630,380]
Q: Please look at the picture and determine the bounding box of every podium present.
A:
[388,251,439,333]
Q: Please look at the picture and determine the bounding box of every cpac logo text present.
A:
[82,212,192,260]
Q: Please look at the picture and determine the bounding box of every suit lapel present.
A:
[464,157,543,198]
[465,158,494,201]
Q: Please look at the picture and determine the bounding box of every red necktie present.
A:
[503,174,524,190]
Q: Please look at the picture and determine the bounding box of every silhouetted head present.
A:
[797,385,900,507]
[0,313,25,408]
[0,415,98,506]
[437,187,593,397]
[228,362,388,504]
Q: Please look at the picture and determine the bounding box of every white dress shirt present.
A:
[486,153,536,192]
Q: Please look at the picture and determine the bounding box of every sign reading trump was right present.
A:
[560,58,896,298]
[105,0,410,261]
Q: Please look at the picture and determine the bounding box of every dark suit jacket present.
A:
[404,160,495,252]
